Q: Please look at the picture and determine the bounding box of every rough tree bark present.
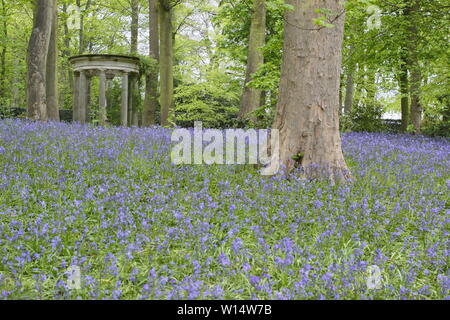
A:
[143,0,160,126]
[27,0,55,121]
[46,1,59,121]
[239,0,266,120]
[159,0,174,127]
[262,0,351,183]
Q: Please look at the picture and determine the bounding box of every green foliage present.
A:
[174,72,240,128]
[215,0,288,124]
[342,102,385,133]
[421,92,450,137]
[421,119,450,138]
[0,0,449,135]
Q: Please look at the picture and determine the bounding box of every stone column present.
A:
[131,76,139,127]
[106,76,113,116]
[72,72,80,122]
[121,72,129,127]
[79,70,87,125]
[99,69,107,126]
[86,76,92,123]
[128,75,133,126]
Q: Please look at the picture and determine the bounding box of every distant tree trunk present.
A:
[409,64,421,133]
[130,0,140,126]
[27,0,55,121]
[439,95,450,122]
[343,45,355,115]
[12,57,20,108]
[76,0,83,53]
[407,0,422,134]
[367,70,376,104]
[77,0,92,54]
[344,66,355,115]
[131,0,139,54]
[143,0,160,126]
[61,3,73,109]
[239,0,266,120]
[46,1,59,121]
[399,53,409,133]
[263,0,351,183]
[260,90,266,108]
[159,0,174,127]
[0,0,6,100]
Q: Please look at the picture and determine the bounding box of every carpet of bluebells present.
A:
[0,119,449,300]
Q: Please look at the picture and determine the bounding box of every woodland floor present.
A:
[0,119,448,299]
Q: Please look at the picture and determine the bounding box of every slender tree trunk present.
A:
[407,1,422,134]
[77,0,92,54]
[343,45,355,115]
[263,0,351,183]
[367,70,376,105]
[239,0,266,120]
[27,0,55,121]
[441,95,450,123]
[399,54,409,133]
[344,66,355,115]
[260,90,266,108]
[143,0,160,126]
[11,56,20,109]
[159,0,174,127]
[61,3,73,109]
[46,1,59,121]
[76,0,83,54]
[409,67,422,133]
[0,0,6,100]
[130,0,140,126]
[131,0,139,54]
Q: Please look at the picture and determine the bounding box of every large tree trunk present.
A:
[143,0,160,126]
[159,0,174,127]
[239,0,266,120]
[27,0,55,121]
[46,1,59,121]
[263,0,351,183]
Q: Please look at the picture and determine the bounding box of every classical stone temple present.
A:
[69,54,140,126]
